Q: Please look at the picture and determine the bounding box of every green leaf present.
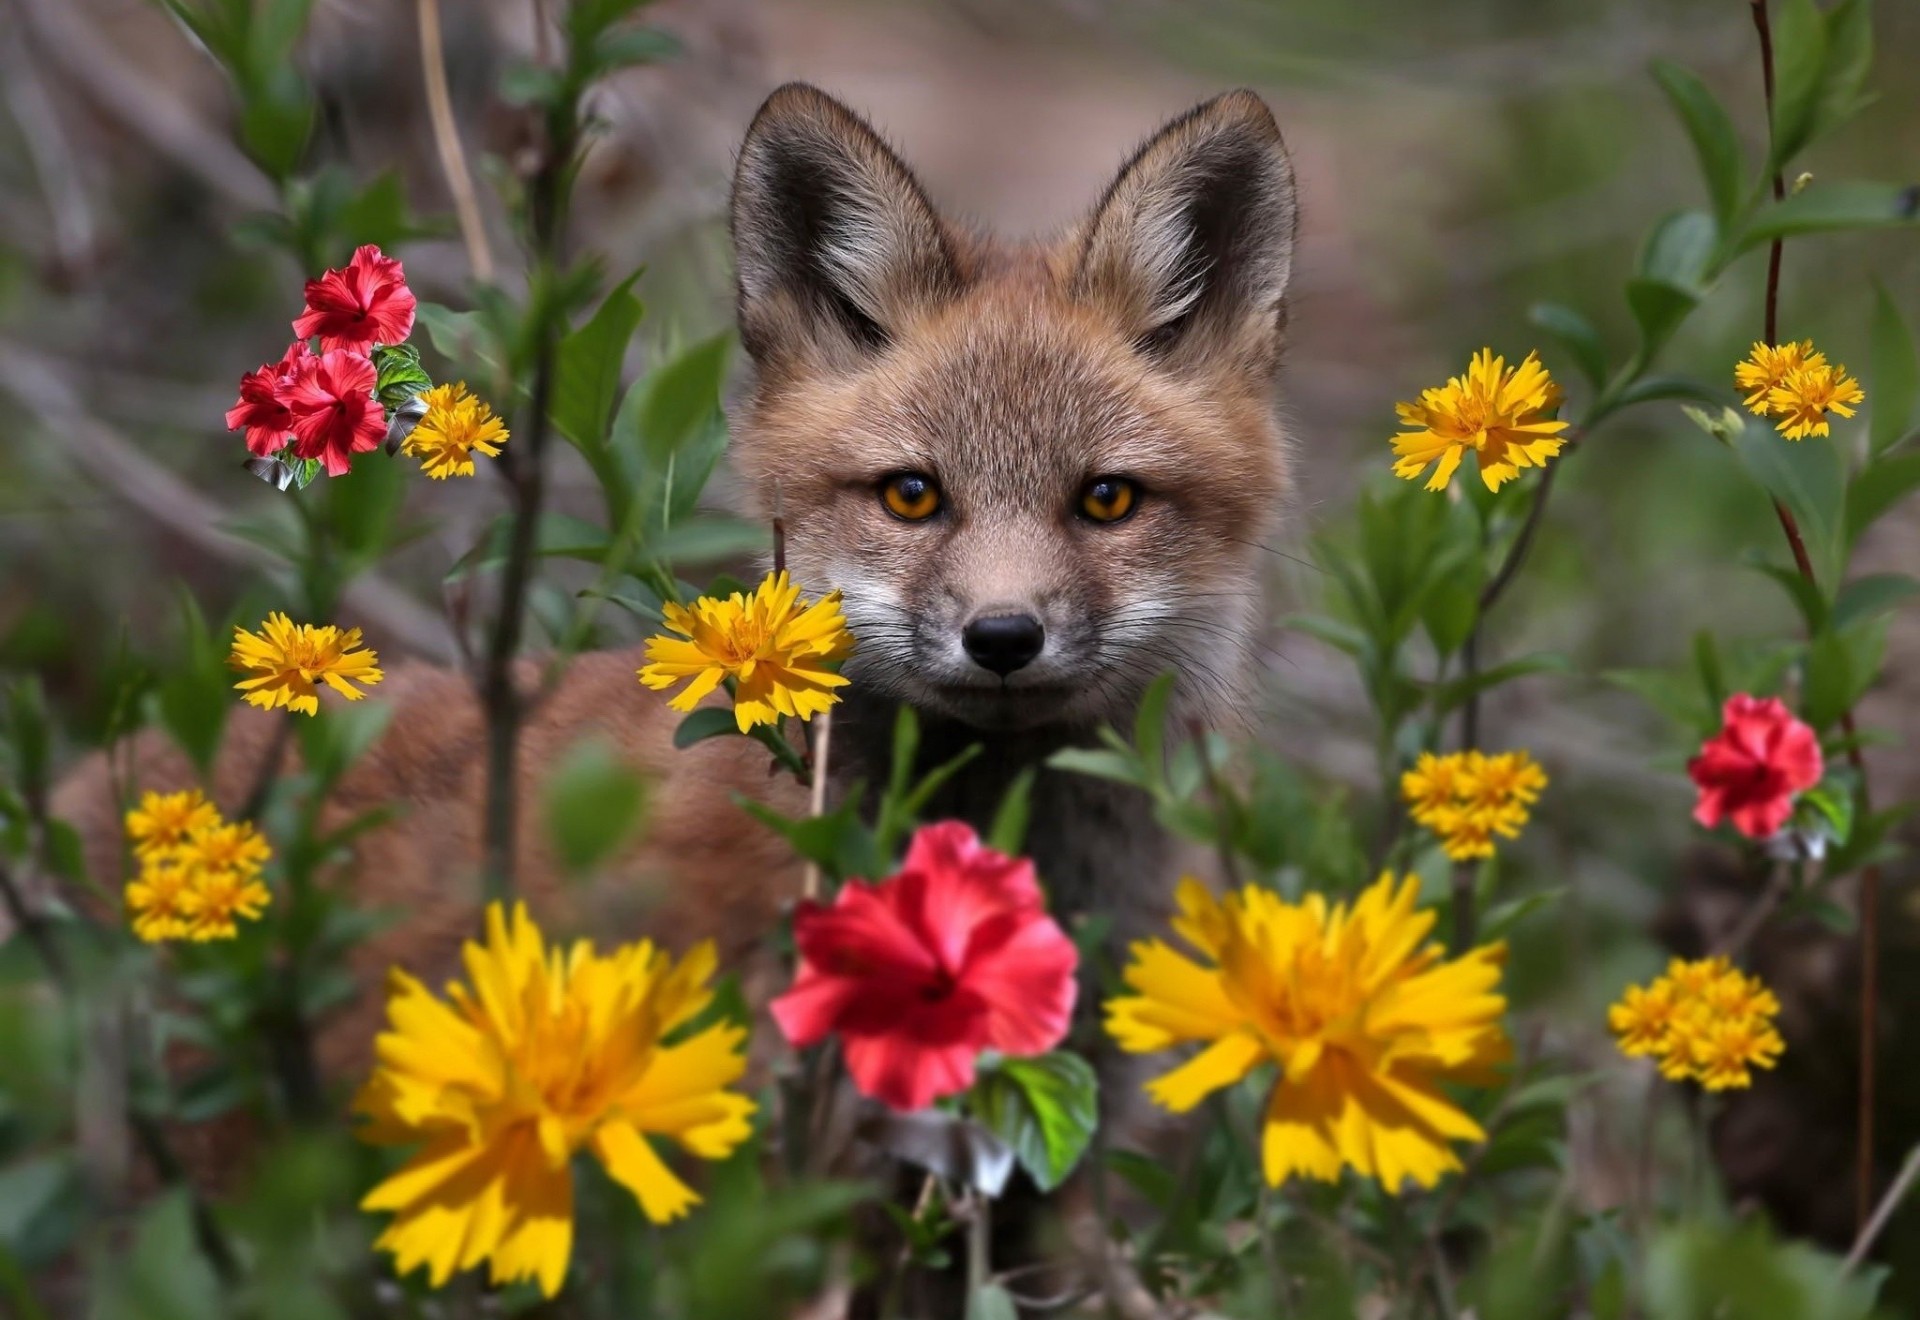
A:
[1652,62,1746,230]
[1626,210,1713,356]
[155,594,230,776]
[1431,652,1570,715]
[1625,280,1700,361]
[447,512,611,580]
[1731,421,1845,590]
[554,270,646,510]
[1637,209,1716,288]
[1845,451,1920,547]
[1831,573,1920,633]
[1804,622,1886,731]
[987,768,1036,855]
[589,26,681,72]
[89,1191,224,1320]
[1869,284,1918,456]
[1733,182,1920,252]
[1133,671,1177,781]
[1692,631,1727,710]
[972,1052,1099,1192]
[673,707,741,748]
[371,341,432,410]
[646,516,771,569]
[1769,0,1829,169]
[1806,0,1876,154]
[1527,302,1607,388]
[1046,747,1147,789]
[543,739,647,875]
[615,332,732,474]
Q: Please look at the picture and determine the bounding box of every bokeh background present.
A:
[3,0,1919,1295]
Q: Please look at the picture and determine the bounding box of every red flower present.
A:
[285,350,385,477]
[291,244,416,352]
[771,821,1078,1112]
[1688,694,1823,840]
[225,341,313,456]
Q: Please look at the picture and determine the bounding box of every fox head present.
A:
[727,84,1296,733]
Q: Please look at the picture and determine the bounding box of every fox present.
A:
[51,83,1298,1103]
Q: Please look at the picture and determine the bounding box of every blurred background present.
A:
[2,0,1918,1296]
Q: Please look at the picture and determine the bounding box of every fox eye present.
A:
[881,472,942,521]
[1079,476,1139,524]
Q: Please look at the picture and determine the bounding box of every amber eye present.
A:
[1079,476,1138,523]
[881,472,942,521]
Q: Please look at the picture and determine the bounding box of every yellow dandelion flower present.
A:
[182,868,272,941]
[1765,361,1864,440]
[1403,748,1543,861]
[1734,340,1825,414]
[125,857,196,943]
[1400,751,1466,826]
[355,902,755,1298]
[1691,1016,1785,1092]
[1391,349,1569,493]
[1462,750,1547,810]
[638,571,855,732]
[1609,956,1783,1089]
[1607,978,1680,1058]
[177,819,271,878]
[124,788,218,860]
[230,612,384,717]
[1106,873,1510,1192]
[402,382,509,479]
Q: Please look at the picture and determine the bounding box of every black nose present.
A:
[962,613,1045,676]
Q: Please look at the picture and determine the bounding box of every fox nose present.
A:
[962,613,1046,676]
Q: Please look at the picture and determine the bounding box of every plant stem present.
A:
[1449,445,1570,950]
[476,84,578,905]
[1747,0,1880,1233]
[417,0,495,283]
[1845,1144,1920,1274]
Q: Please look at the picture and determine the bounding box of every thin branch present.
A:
[416,0,495,283]
[1746,0,1880,1232]
[475,78,580,903]
[1845,1144,1920,1274]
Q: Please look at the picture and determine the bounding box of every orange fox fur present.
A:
[53,84,1298,1102]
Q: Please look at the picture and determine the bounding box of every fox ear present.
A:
[731,84,961,371]
[1073,91,1297,369]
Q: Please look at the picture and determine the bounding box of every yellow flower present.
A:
[1607,956,1784,1089]
[638,571,855,732]
[124,789,218,860]
[1401,749,1544,862]
[1691,1016,1785,1092]
[1766,361,1864,440]
[402,382,509,479]
[1734,340,1824,414]
[1391,349,1569,492]
[230,613,384,716]
[1607,980,1679,1058]
[1106,874,1510,1192]
[123,802,273,944]
[1400,751,1466,826]
[1462,750,1547,809]
[182,868,272,941]
[126,856,196,942]
[355,902,755,1298]
[177,819,271,878]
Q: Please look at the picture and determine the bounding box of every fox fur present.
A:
[52,83,1298,1099]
